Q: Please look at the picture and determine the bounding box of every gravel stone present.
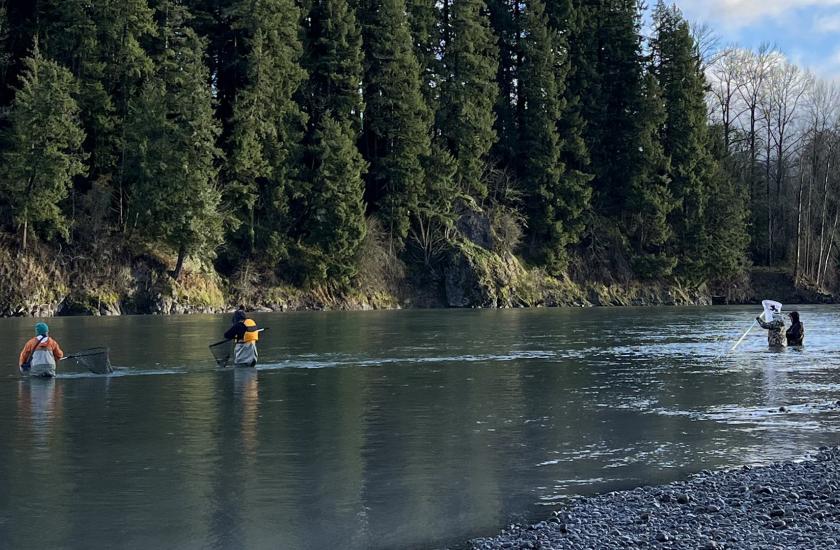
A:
[465,447,840,550]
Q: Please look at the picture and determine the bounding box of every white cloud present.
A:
[815,13,840,32]
[678,0,840,29]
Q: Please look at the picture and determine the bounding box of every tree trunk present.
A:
[766,125,772,265]
[173,244,187,280]
[794,168,804,282]
[819,209,839,287]
[817,208,840,288]
[816,155,831,280]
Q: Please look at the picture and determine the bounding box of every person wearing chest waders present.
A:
[757,311,787,349]
[18,322,64,377]
[786,311,805,346]
[224,309,259,367]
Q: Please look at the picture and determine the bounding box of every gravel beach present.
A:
[468,447,840,549]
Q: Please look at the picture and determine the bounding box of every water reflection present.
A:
[234,368,259,460]
[17,378,63,448]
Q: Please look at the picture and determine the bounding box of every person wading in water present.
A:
[18,322,64,377]
[757,309,787,349]
[786,311,804,346]
[224,309,260,367]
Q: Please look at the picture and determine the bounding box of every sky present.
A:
[673,0,840,79]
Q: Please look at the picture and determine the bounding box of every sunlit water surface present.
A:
[1,306,839,549]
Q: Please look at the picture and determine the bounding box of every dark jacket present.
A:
[786,322,804,346]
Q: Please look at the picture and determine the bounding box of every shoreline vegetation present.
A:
[1,1,838,316]
[467,446,840,550]
[1,241,833,317]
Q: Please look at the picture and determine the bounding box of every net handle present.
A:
[60,347,110,361]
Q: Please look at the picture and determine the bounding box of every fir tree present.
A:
[302,115,368,284]
[705,124,750,280]
[626,73,678,278]
[359,0,432,247]
[487,0,518,167]
[227,0,308,262]
[405,0,441,113]
[305,0,364,132]
[0,4,11,107]
[39,0,155,226]
[651,2,712,277]
[545,0,592,231]
[572,0,645,217]
[439,0,499,199]
[125,1,222,279]
[0,43,87,250]
[518,0,572,270]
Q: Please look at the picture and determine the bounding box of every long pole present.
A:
[730,313,763,352]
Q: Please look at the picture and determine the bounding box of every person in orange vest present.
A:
[19,322,64,377]
[224,309,259,367]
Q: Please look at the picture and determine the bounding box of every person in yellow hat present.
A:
[19,322,64,377]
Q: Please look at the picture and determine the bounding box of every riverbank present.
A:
[1,235,832,317]
[467,446,840,550]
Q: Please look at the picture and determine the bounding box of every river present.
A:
[1,306,839,549]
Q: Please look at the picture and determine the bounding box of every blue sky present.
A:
[673,0,840,79]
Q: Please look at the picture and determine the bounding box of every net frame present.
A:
[209,340,233,368]
[66,347,113,374]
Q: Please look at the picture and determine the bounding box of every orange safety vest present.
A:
[241,318,259,344]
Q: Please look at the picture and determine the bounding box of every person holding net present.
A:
[756,305,787,349]
[19,322,64,377]
[224,308,260,367]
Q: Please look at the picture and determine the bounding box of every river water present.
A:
[1,306,839,549]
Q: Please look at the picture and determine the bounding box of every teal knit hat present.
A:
[35,322,49,336]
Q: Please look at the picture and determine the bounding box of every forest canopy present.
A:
[0,0,834,294]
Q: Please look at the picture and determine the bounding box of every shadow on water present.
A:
[2,306,840,549]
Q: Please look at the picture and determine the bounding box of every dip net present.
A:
[67,347,112,374]
[209,340,232,368]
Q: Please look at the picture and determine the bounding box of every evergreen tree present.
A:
[487,0,518,167]
[705,124,750,280]
[302,115,367,284]
[227,0,308,263]
[545,0,592,225]
[439,0,499,199]
[405,0,441,113]
[0,44,87,250]
[359,0,432,247]
[519,0,590,271]
[185,0,246,141]
[626,73,678,278]
[305,0,364,131]
[0,4,10,100]
[572,0,645,217]
[39,0,155,223]
[651,2,712,277]
[125,1,222,279]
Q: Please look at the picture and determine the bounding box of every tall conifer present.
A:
[306,0,364,131]
[302,115,368,284]
[439,0,499,199]
[651,2,713,276]
[572,0,645,217]
[359,0,432,246]
[125,1,222,279]
[38,0,155,228]
[626,73,678,277]
[227,0,308,262]
[0,44,87,249]
[518,0,577,270]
